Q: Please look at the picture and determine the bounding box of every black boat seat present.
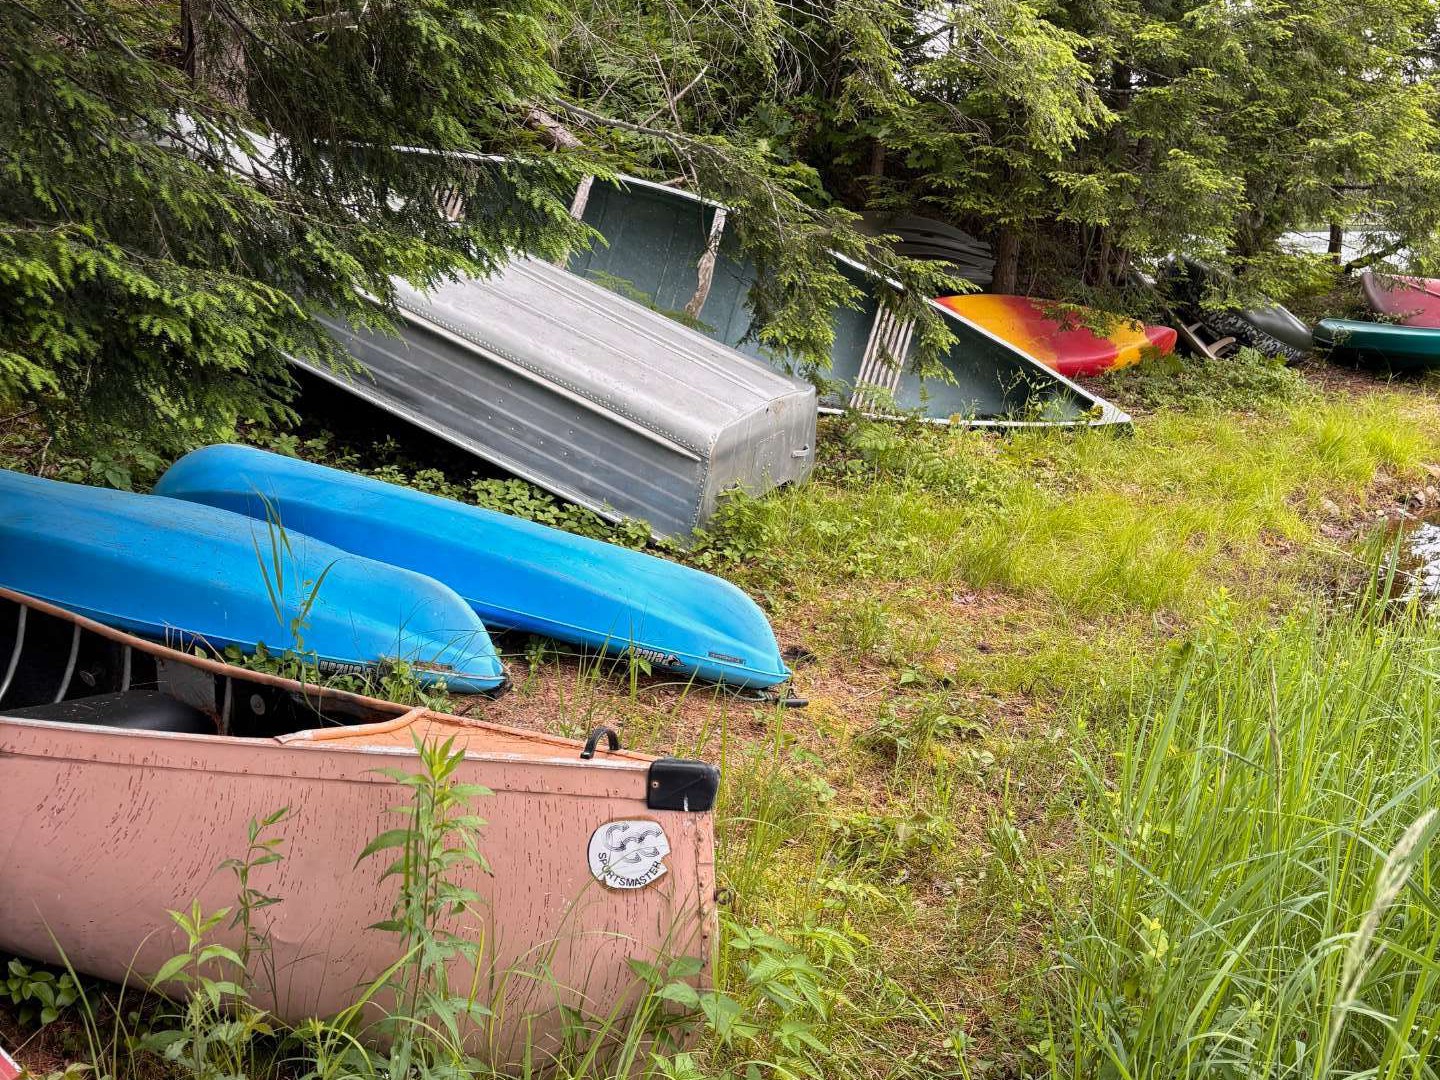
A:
[3,690,215,734]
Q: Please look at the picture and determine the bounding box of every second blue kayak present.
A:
[156,445,791,689]
[0,469,505,693]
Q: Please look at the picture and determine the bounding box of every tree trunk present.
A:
[869,139,886,179]
[1113,246,1131,287]
[181,0,248,109]
[1086,226,1113,287]
[992,227,1020,294]
[1327,223,1344,263]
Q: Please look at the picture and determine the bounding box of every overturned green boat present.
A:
[1314,318,1440,372]
[566,175,1129,429]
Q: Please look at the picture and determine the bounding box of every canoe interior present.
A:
[567,178,1115,424]
[1158,255,1313,360]
[0,593,387,738]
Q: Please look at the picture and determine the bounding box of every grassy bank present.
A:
[1046,595,1440,1078]
[5,357,1440,1078]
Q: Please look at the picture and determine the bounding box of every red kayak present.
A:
[936,294,1177,377]
[1360,272,1440,328]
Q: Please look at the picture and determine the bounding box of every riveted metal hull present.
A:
[302,258,817,542]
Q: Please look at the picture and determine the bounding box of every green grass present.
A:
[730,390,1434,622]
[1095,347,1311,415]
[664,373,1440,1075]
[1044,592,1440,1078]
[7,366,1440,1079]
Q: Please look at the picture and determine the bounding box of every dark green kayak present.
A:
[1315,318,1440,371]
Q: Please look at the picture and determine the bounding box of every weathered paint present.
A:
[0,590,715,1063]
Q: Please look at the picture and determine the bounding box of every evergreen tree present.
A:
[1,0,959,453]
[1,0,598,452]
[557,0,1440,305]
[9,0,1440,454]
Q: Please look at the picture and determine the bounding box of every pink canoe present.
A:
[1360,271,1440,327]
[0,588,716,1063]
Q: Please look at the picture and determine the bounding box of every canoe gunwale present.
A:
[816,404,1124,428]
[0,586,407,710]
[0,587,655,763]
[0,715,656,797]
[1314,317,1440,371]
[0,586,503,695]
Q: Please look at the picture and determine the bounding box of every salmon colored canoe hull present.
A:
[1360,271,1440,328]
[0,591,715,1063]
[936,295,1177,377]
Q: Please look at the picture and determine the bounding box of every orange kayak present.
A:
[936,295,1177,377]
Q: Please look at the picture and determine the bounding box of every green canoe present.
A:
[1314,318,1440,372]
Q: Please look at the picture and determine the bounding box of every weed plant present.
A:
[1098,347,1310,416]
[247,430,652,550]
[1046,590,1440,1078]
[5,731,894,1080]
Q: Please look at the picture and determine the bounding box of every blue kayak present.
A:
[0,469,505,693]
[156,445,791,689]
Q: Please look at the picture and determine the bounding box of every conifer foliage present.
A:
[5,0,1440,448]
[0,0,588,449]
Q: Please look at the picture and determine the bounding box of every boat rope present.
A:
[0,605,24,704]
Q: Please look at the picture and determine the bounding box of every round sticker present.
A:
[588,819,671,890]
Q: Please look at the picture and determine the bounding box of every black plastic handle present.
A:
[580,725,622,759]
